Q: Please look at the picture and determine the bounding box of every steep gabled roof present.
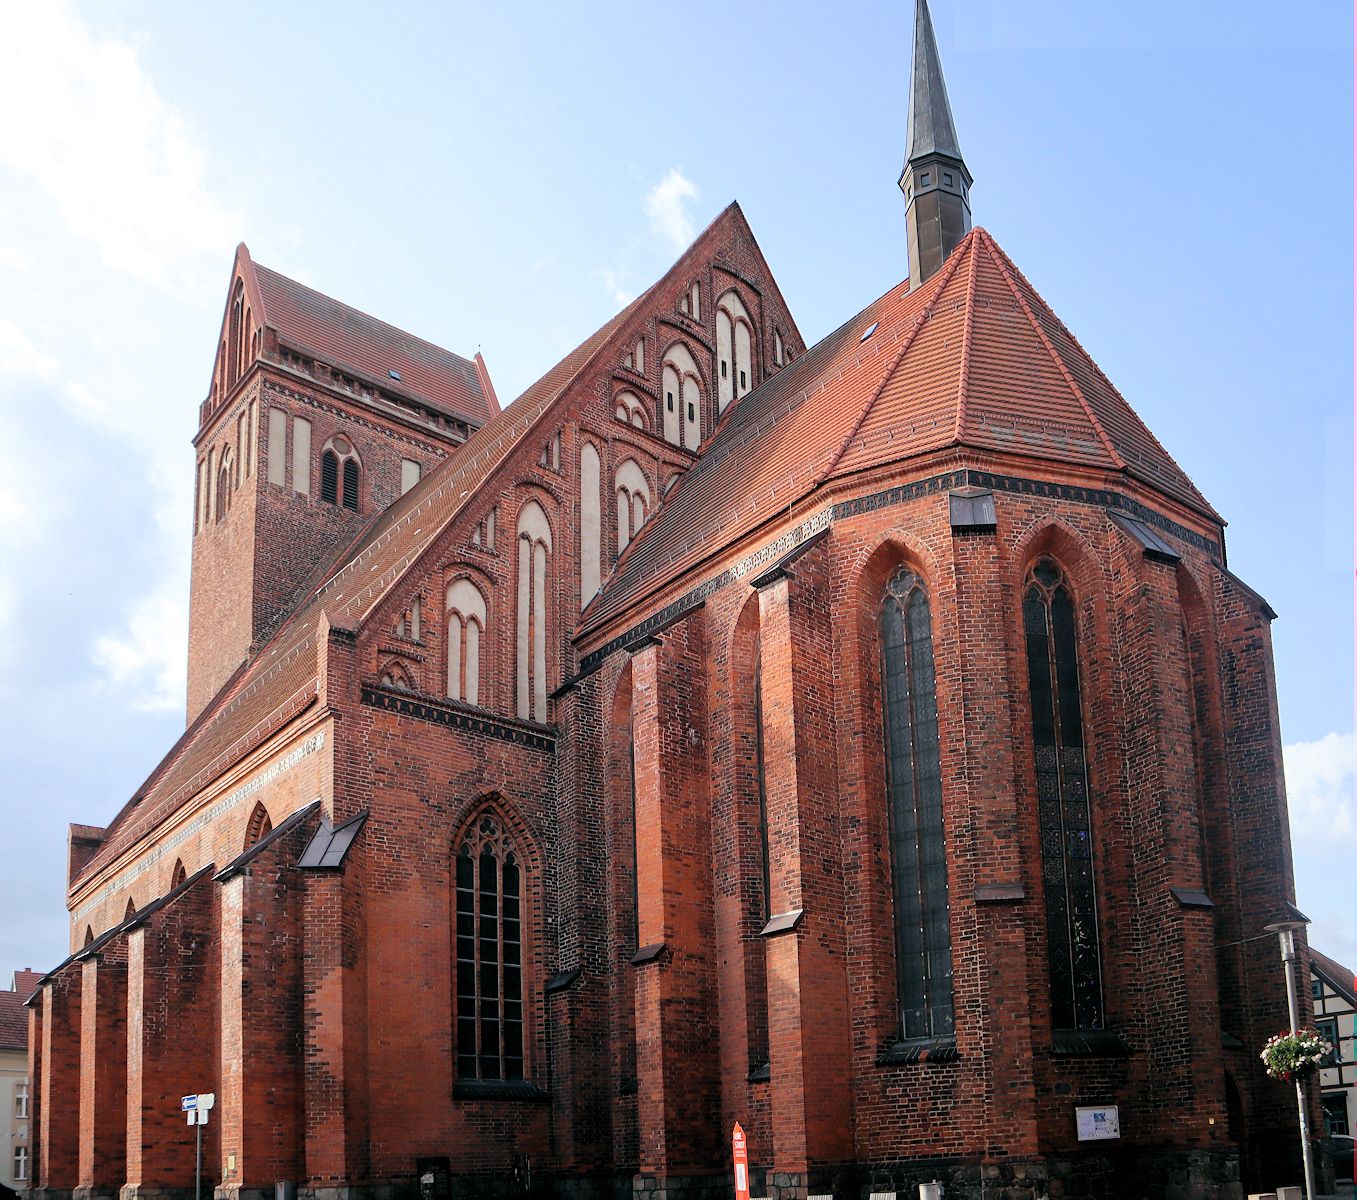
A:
[585,227,1216,632]
[77,204,766,885]
[0,987,26,1051]
[230,245,494,426]
[1312,947,1357,1008]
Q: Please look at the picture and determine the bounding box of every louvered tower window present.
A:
[880,568,952,1040]
[321,450,339,503]
[343,458,359,509]
[455,813,525,1082]
[1022,557,1105,1031]
[320,436,361,512]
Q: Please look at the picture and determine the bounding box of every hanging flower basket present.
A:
[1260,1029,1332,1082]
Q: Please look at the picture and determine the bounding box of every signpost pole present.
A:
[196,1116,203,1200]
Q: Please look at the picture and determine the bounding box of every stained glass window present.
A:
[1023,557,1104,1031]
[455,813,525,1081]
[880,569,953,1040]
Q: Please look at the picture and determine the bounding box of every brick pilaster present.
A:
[123,874,217,1200]
[756,570,853,1195]
[40,969,83,1196]
[630,630,721,1192]
[77,944,128,1200]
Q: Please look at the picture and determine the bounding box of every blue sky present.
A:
[0,1,1352,979]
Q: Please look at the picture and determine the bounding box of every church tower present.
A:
[901,0,972,288]
[184,245,496,723]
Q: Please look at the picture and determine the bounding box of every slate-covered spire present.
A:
[901,0,972,289]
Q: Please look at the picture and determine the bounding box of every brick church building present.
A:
[25,4,1313,1199]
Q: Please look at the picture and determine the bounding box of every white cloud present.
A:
[1284,730,1356,963]
[0,319,57,378]
[1285,730,1356,852]
[0,246,30,272]
[644,168,699,253]
[595,268,634,309]
[91,577,188,714]
[0,1,240,299]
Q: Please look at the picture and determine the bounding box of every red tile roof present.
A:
[0,987,27,1051]
[240,247,493,427]
[584,227,1215,632]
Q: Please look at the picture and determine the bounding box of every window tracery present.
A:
[880,567,952,1040]
[320,435,360,511]
[1022,556,1104,1031]
[455,811,526,1082]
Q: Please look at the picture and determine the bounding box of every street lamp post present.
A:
[1263,916,1317,1200]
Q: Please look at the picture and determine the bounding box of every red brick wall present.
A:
[125,874,218,1194]
[78,945,128,1192]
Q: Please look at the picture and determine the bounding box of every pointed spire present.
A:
[901,0,973,289]
[905,0,963,163]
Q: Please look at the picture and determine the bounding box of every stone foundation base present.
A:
[851,1147,1242,1200]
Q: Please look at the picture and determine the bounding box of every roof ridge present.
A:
[253,259,477,369]
[982,231,1219,516]
[979,230,1125,470]
[814,234,973,488]
[953,234,981,442]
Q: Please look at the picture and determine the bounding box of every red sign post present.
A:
[731,1123,750,1200]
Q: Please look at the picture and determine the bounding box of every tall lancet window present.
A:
[880,567,952,1040]
[455,812,525,1082]
[516,501,552,721]
[1023,557,1104,1031]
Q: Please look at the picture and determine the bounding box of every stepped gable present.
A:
[237,245,493,425]
[74,205,761,884]
[584,227,1214,634]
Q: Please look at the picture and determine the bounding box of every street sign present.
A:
[181,1095,197,1111]
[731,1123,750,1200]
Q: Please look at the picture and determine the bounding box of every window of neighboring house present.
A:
[1317,1017,1341,1066]
[14,1146,27,1182]
[1024,557,1105,1032]
[455,811,527,1082]
[15,1081,28,1119]
[1312,976,1324,1001]
[1323,1092,1350,1136]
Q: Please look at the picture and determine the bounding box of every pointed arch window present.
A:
[171,859,187,889]
[455,812,526,1082]
[446,579,487,706]
[614,459,650,554]
[1023,557,1104,1031]
[320,435,361,512]
[515,501,552,721]
[716,291,755,414]
[880,567,952,1040]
